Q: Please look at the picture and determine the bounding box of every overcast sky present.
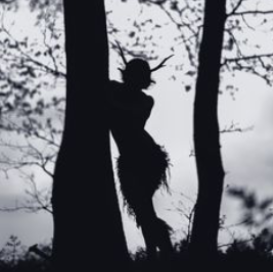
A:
[0,0,273,252]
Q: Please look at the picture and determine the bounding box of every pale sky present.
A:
[0,0,273,253]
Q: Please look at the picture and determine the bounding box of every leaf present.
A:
[185,85,191,92]
[186,70,196,76]
[259,198,273,210]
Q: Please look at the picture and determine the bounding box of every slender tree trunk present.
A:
[51,1,130,271]
[190,0,227,260]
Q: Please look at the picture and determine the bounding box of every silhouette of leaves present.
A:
[228,187,273,228]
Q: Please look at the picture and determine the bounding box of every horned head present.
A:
[116,42,173,89]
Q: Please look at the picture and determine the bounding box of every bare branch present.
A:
[222,53,273,66]
[41,22,60,76]
[220,122,254,134]
[228,0,245,17]
[0,11,66,78]
[0,173,52,214]
[224,29,243,58]
[1,117,61,148]
[231,10,273,17]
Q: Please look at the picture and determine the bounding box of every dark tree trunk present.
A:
[190,0,227,259]
[51,1,130,271]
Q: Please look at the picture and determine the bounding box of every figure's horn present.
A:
[150,55,174,72]
[116,41,128,65]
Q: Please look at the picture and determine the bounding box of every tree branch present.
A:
[231,10,273,17]
[222,53,273,66]
[0,11,66,78]
[228,0,246,17]
[220,122,254,134]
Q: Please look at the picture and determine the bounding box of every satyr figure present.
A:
[108,44,173,259]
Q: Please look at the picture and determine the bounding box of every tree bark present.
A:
[51,1,130,271]
[190,0,227,260]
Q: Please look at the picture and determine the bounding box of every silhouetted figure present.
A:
[109,46,173,259]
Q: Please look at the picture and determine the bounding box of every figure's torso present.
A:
[108,81,155,154]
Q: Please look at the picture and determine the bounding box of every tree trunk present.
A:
[190,0,227,260]
[51,1,130,271]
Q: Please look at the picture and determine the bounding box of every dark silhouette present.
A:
[29,244,51,261]
[190,0,227,261]
[51,1,130,271]
[109,47,173,259]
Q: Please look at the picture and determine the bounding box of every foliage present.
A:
[130,235,273,271]
[228,186,273,228]
[0,235,24,266]
[0,234,271,271]
[0,236,51,271]
[0,1,65,212]
[107,0,273,94]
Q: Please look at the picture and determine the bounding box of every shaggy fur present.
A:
[117,143,170,219]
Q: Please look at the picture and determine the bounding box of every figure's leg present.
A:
[141,221,157,260]
[135,199,158,260]
[134,199,173,260]
[154,218,173,258]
